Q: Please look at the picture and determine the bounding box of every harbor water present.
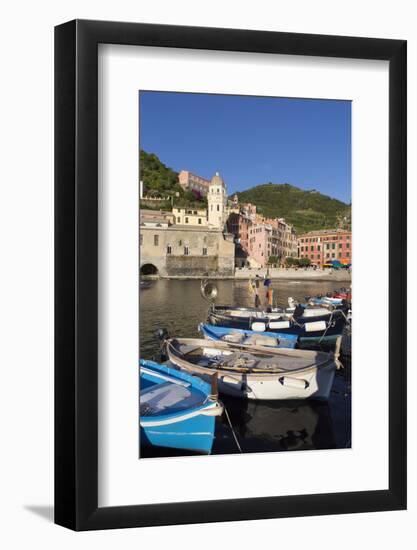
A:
[140,279,351,458]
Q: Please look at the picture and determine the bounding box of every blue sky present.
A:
[139,91,351,204]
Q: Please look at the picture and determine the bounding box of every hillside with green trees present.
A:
[234,183,351,234]
[139,150,206,209]
[139,151,350,232]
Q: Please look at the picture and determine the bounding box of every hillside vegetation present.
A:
[139,150,206,209]
[235,183,351,234]
[139,151,351,232]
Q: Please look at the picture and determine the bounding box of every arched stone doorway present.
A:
[140,263,159,277]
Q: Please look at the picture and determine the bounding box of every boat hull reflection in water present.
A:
[221,400,331,452]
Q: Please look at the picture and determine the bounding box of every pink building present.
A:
[227,209,297,268]
[248,221,273,267]
[249,216,297,266]
[178,170,211,196]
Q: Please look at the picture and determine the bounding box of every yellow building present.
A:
[172,207,208,226]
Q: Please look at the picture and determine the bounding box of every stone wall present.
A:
[166,255,219,276]
[140,225,235,277]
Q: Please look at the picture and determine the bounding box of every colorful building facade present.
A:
[248,221,273,267]
[227,212,251,251]
[227,209,297,268]
[297,229,352,266]
[172,207,208,226]
[269,218,298,261]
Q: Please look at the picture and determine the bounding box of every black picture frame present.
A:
[55,19,407,531]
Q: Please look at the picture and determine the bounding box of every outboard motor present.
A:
[154,327,170,361]
[288,296,297,309]
[154,327,169,341]
[341,298,351,313]
[293,304,305,321]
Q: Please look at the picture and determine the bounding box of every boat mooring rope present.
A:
[223,405,243,453]
[317,311,334,345]
[317,308,351,348]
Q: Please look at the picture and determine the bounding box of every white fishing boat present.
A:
[165,337,342,401]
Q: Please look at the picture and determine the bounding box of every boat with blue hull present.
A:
[140,359,223,454]
[310,296,342,305]
[305,296,347,309]
[199,323,298,349]
[207,306,349,344]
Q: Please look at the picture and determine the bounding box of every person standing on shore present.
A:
[248,277,261,308]
[263,270,273,311]
[264,279,273,311]
[266,286,274,312]
[254,278,260,308]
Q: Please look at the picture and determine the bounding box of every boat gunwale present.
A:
[199,323,299,345]
[139,399,222,427]
[139,359,222,422]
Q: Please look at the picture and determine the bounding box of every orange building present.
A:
[297,229,352,266]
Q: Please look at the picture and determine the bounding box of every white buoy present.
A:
[304,320,327,332]
[279,376,309,390]
[251,322,266,332]
[269,320,291,329]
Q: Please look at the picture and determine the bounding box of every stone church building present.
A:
[140,172,235,278]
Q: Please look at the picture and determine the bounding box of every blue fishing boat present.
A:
[305,296,344,307]
[140,359,223,454]
[199,323,298,349]
[207,305,349,344]
[312,296,342,304]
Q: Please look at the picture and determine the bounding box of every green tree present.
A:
[298,257,311,267]
[140,149,207,209]
[233,183,351,234]
[285,256,297,267]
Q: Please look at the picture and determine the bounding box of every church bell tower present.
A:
[207,172,227,228]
